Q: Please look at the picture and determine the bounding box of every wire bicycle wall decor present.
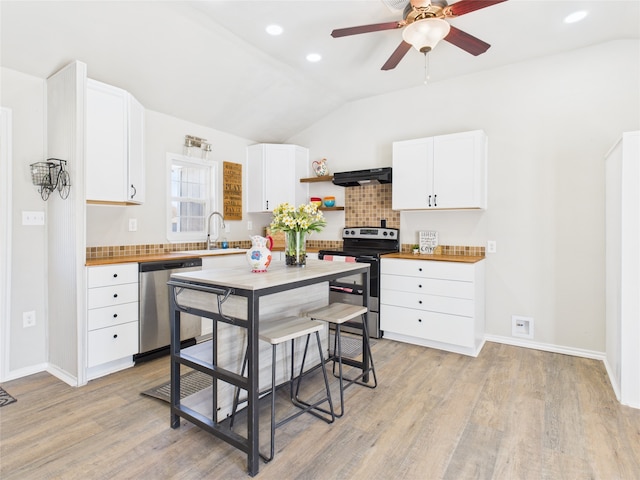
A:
[30,158,71,200]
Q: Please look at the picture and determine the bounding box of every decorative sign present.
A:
[419,230,438,254]
[223,161,242,220]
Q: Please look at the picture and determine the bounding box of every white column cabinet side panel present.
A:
[380,258,485,356]
[46,60,87,386]
[605,131,640,409]
[392,130,487,210]
[246,144,309,212]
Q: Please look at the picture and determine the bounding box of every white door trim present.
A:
[0,107,13,382]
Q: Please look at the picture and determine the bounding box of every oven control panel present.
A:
[342,227,399,240]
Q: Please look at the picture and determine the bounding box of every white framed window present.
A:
[167,153,218,242]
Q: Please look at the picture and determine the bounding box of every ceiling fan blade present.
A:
[445,0,508,17]
[331,21,402,38]
[444,25,491,56]
[381,41,412,70]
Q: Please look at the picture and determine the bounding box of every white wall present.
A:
[85,110,263,246]
[2,40,638,376]
[0,68,48,377]
[289,40,640,353]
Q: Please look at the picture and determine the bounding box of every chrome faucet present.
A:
[206,211,226,250]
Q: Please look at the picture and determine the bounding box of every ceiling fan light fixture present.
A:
[402,18,451,53]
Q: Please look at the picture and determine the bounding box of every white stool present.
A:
[231,316,335,463]
[304,303,377,417]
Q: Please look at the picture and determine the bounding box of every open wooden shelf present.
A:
[300,175,333,183]
[301,175,343,211]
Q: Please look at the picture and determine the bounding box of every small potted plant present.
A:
[412,244,420,254]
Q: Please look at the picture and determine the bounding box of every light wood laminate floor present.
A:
[1,341,639,479]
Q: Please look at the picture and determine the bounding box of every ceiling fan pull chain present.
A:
[423,52,430,85]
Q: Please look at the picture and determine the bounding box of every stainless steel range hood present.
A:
[332,167,392,187]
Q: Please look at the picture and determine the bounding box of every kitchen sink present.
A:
[174,248,247,256]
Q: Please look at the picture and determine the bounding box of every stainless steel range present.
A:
[319,226,400,338]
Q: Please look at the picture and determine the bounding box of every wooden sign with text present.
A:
[223,161,242,220]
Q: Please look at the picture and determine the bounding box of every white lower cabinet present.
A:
[380,258,485,356]
[86,263,139,379]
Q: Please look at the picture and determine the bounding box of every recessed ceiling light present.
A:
[306,53,322,63]
[564,10,588,24]
[266,24,283,36]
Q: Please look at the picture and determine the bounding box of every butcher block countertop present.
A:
[382,252,485,264]
[85,250,246,267]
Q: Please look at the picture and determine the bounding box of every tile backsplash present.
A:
[344,184,399,228]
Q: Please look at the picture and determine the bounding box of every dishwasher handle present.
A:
[139,258,202,272]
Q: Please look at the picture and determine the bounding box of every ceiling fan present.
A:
[331,0,508,70]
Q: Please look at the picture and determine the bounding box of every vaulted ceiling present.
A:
[2,1,639,142]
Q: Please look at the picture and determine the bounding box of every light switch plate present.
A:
[22,211,45,226]
[487,240,497,253]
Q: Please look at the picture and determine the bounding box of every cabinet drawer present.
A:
[87,321,138,367]
[380,274,473,299]
[88,283,138,309]
[381,289,473,317]
[88,302,138,331]
[381,259,474,281]
[88,263,138,288]
[380,304,474,348]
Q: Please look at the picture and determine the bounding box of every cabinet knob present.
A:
[113,313,118,318]
[113,293,118,298]
[418,300,422,304]
[113,273,118,278]
[418,268,422,272]
[418,284,422,288]
[418,318,422,323]
[113,334,118,339]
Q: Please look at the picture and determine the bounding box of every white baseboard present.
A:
[2,363,47,382]
[603,357,621,402]
[46,363,80,387]
[484,334,606,361]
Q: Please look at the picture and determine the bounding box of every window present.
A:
[167,153,218,242]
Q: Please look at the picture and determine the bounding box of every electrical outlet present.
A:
[22,211,45,226]
[128,218,137,232]
[487,240,497,253]
[23,311,36,328]
[512,315,534,339]
[247,221,253,230]
[225,224,231,233]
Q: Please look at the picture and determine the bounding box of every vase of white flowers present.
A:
[270,202,326,267]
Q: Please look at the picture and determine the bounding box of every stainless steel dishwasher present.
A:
[136,258,203,362]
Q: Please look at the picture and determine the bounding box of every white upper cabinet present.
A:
[392,130,487,210]
[246,144,309,212]
[86,79,145,205]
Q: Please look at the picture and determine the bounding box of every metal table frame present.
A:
[167,261,370,476]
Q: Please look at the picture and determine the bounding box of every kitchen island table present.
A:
[168,259,370,476]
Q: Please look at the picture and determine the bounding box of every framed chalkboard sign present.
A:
[223,161,242,220]
[419,230,438,254]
